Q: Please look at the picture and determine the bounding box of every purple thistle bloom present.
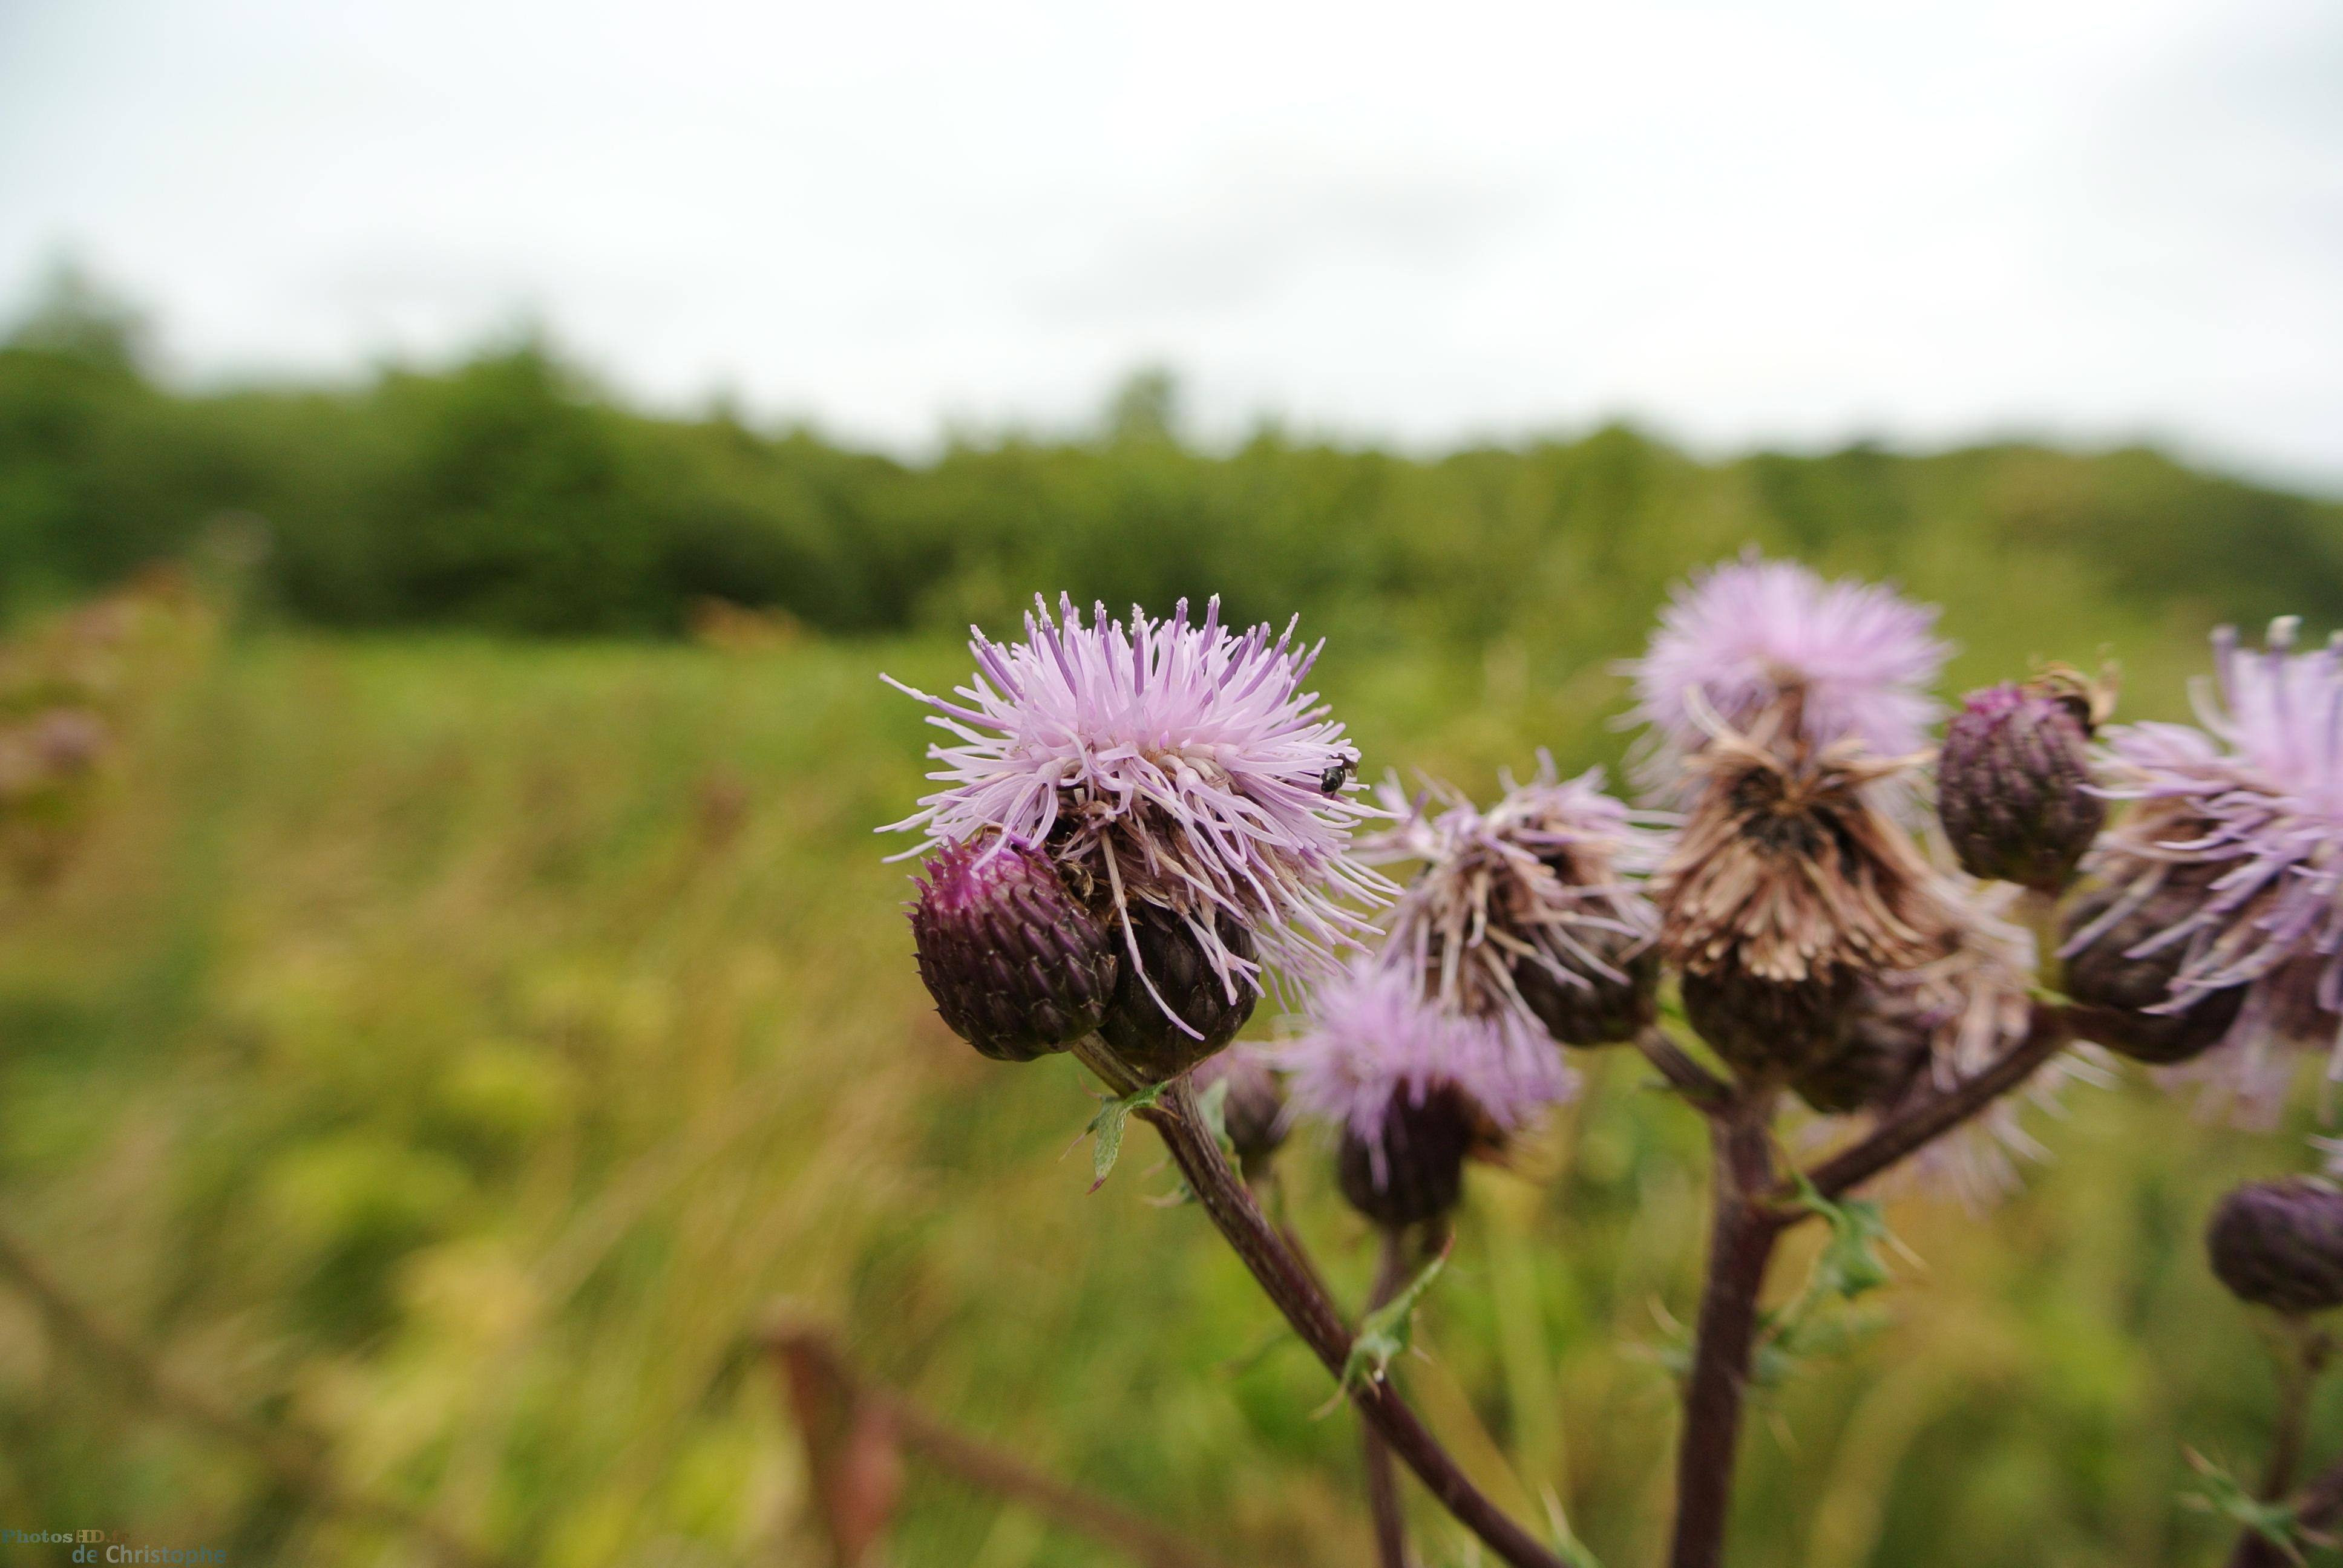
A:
[1279,958,1576,1188]
[883,595,1391,1027]
[1365,755,1671,1045]
[1622,553,1949,801]
[2075,618,2343,1109]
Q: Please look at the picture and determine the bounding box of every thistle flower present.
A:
[1622,554,1948,803]
[1366,755,1669,1048]
[1659,725,1957,1079]
[1937,671,2108,895]
[885,595,1390,1054]
[2067,618,2343,1103]
[1094,902,1259,1080]
[2207,1177,2343,1315]
[909,835,1117,1060]
[1282,958,1575,1227]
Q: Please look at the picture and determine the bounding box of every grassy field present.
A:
[0,608,2334,1567]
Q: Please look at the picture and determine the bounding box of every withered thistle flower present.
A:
[1366,756,1668,1048]
[2207,1177,2343,1315]
[1937,670,2108,895]
[1623,553,1949,809]
[1802,885,2099,1204]
[2065,619,2343,1112]
[1659,724,1956,1079]
[885,595,1389,1067]
[1282,959,1574,1229]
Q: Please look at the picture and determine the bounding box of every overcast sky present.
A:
[2,0,2339,486]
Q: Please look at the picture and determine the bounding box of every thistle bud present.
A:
[1680,966,1858,1083]
[1794,977,1933,1115]
[909,837,1116,1062]
[2207,1178,2343,1314]
[1938,679,2105,895]
[1336,1084,1479,1230]
[1095,903,1259,1083]
[2061,878,2246,1064]
[1195,1048,1287,1178]
[1513,913,1659,1048]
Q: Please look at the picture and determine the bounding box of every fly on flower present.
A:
[885,594,1391,1081]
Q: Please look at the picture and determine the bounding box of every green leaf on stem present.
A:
[1080,1080,1172,1192]
[2182,1447,2307,1566]
[1316,1244,1451,1416]
[1791,1170,1894,1302]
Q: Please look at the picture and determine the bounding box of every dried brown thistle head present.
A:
[1657,724,1956,1075]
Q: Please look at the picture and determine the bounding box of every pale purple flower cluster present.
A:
[883,595,1391,1013]
[2080,618,2343,1096]
[1622,554,1949,797]
[1280,958,1575,1183]
[1365,756,1668,1033]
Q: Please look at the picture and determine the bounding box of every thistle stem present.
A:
[2228,1325,2333,1568]
[1636,1024,1732,1110]
[1073,1043,1566,1568]
[1365,1226,1415,1568]
[1666,1096,1783,1568]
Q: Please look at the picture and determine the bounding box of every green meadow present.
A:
[0,610,2330,1568]
[7,309,2343,1564]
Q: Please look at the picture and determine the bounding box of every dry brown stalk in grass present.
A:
[764,1319,1233,1568]
[0,1221,503,1568]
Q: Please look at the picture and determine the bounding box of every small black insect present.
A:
[1319,755,1357,795]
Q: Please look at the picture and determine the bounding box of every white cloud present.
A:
[1,0,2337,486]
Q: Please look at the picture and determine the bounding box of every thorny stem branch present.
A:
[0,1221,502,1568]
[2227,1326,2335,1568]
[1365,1227,1415,1568]
[1070,1040,1567,1568]
[1666,1095,1783,1568]
[1662,1005,2078,1567]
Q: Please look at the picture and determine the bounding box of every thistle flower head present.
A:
[1938,671,2108,895]
[1365,755,1669,1046]
[1659,718,1958,1077]
[2207,1177,2343,1315]
[1623,554,1948,800]
[884,595,1391,1028]
[909,834,1117,1061]
[2072,618,2343,1104]
[1806,884,2101,1206]
[1280,958,1575,1191]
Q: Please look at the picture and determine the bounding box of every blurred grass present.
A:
[0,613,2337,1568]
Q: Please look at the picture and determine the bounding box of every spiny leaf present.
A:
[1317,1244,1450,1415]
[1083,1080,1172,1192]
[1792,1171,1895,1302]
[2182,1448,2307,1566]
[1539,1490,1606,1568]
